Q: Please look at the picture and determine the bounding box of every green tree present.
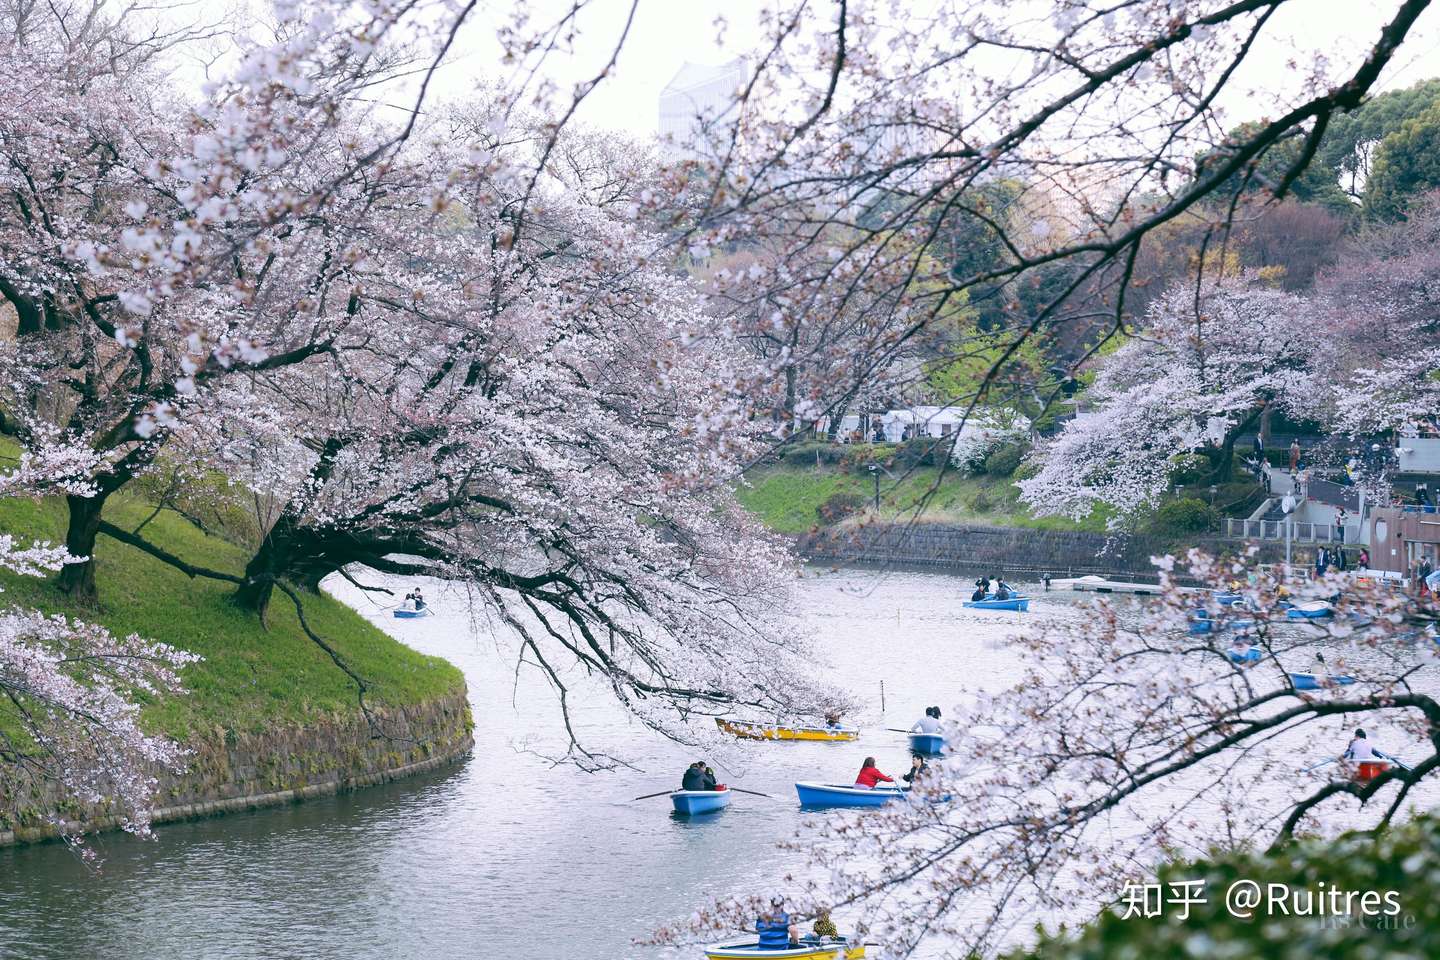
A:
[1008,814,1440,960]
[1364,101,1440,220]
[1322,77,1440,200]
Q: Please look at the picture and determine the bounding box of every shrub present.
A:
[970,491,994,513]
[983,442,1027,477]
[1007,813,1440,960]
[1150,497,1218,534]
[817,492,868,524]
[779,441,849,467]
[888,436,947,469]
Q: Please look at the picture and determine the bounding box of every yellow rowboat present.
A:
[703,940,865,959]
[715,718,860,742]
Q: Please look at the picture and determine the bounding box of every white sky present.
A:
[414,0,1440,138]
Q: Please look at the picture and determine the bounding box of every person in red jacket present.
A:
[854,757,894,789]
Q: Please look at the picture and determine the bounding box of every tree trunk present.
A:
[55,493,108,602]
[1216,406,1264,483]
[233,522,293,615]
[233,517,335,615]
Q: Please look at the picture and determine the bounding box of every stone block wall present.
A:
[0,691,473,845]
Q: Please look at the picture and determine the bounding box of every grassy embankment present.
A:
[736,453,1112,536]
[0,491,463,743]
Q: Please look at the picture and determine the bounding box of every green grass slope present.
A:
[0,493,463,741]
[736,463,1112,535]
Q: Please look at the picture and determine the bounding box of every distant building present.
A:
[658,59,748,157]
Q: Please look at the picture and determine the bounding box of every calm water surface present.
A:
[0,569,1430,959]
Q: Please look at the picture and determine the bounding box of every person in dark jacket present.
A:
[681,761,717,791]
[902,753,929,784]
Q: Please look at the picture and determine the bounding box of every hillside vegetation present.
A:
[736,444,1113,535]
[0,492,463,742]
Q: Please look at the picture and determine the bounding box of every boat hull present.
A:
[716,719,859,742]
[671,790,731,815]
[1052,576,1162,594]
[1227,647,1262,664]
[963,596,1030,611]
[704,941,864,959]
[1285,602,1334,620]
[392,609,430,619]
[908,733,945,756]
[1288,672,1357,690]
[795,782,904,808]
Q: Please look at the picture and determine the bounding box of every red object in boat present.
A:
[1357,761,1388,782]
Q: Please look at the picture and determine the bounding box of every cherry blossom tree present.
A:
[1317,192,1440,434]
[89,118,849,761]
[1019,280,1317,525]
[653,0,1435,460]
[0,452,195,848]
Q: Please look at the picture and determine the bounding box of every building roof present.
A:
[660,59,748,98]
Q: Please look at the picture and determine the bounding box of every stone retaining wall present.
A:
[0,690,473,846]
[798,522,1295,581]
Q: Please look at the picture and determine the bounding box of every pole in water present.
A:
[881,679,886,713]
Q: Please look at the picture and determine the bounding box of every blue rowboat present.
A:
[1227,646,1262,664]
[670,789,731,815]
[963,595,1030,611]
[1285,600,1334,620]
[908,733,945,756]
[1288,671,1357,690]
[795,782,905,808]
[392,608,431,619]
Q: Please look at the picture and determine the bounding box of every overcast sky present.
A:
[413,0,1440,138]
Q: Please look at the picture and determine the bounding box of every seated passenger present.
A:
[681,762,707,791]
[756,898,799,949]
[854,757,894,789]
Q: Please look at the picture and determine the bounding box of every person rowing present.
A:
[902,753,929,784]
[910,705,942,735]
[681,760,717,791]
[993,578,1013,601]
[1342,728,1389,782]
[403,587,426,611]
[755,897,801,949]
[854,756,895,790]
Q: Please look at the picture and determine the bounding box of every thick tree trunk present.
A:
[233,517,336,615]
[233,532,286,614]
[1216,406,1265,483]
[55,493,108,602]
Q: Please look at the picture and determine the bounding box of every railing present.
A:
[1223,518,1345,543]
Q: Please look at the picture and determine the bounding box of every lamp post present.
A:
[868,463,880,511]
[1281,492,1297,571]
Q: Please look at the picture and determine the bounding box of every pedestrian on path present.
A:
[1289,439,1301,472]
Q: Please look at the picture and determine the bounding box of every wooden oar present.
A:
[886,728,914,734]
[632,789,675,801]
[1375,749,1413,772]
[1301,758,1337,773]
[725,787,774,799]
